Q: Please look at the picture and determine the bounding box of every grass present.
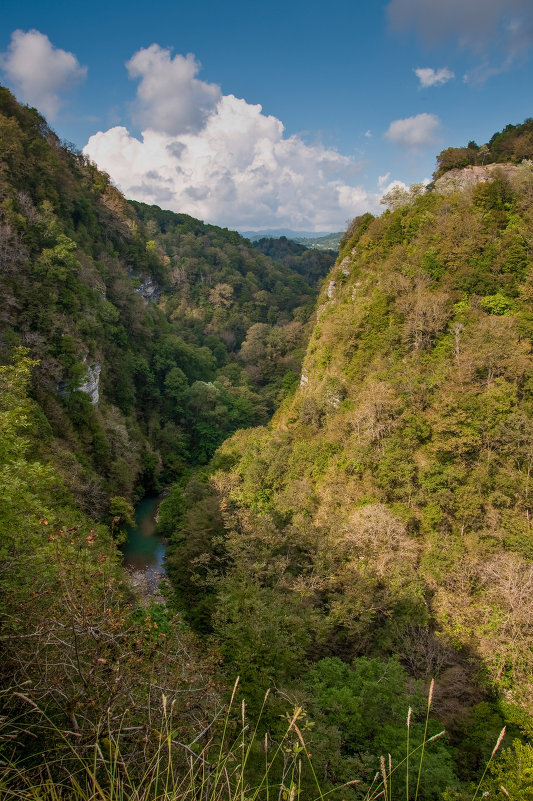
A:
[0,680,509,801]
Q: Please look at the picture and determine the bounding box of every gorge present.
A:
[1,87,533,799]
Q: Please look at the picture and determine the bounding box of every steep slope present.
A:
[0,87,330,514]
[0,86,335,790]
[3,85,533,797]
[163,160,533,793]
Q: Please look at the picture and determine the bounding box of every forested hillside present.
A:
[251,234,336,282]
[2,83,533,799]
[0,86,330,512]
[162,160,533,797]
[0,87,331,796]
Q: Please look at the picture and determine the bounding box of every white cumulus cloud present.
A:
[379,178,409,197]
[0,29,87,118]
[126,45,221,135]
[84,48,378,230]
[384,113,441,148]
[415,67,455,87]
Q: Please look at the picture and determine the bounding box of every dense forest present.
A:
[160,156,533,797]
[0,85,334,506]
[1,85,533,799]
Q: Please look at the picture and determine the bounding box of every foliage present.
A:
[0,349,219,779]
[251,235,336,283]
[162,155,533,792]
[0,86,328,507]
[434,118,533,178]
[303,657,457,799]
[3,86,533,799]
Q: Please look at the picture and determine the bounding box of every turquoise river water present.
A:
[121,496,166,585]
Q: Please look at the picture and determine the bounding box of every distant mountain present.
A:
[242,229,342,251]
[251,236,336,284]
[293,231,342,251]
[241,228,333,241]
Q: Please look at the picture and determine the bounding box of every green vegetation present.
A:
[293,231,343,251]
[251,234,336,281]
[0,86,330,514]
[1,88,533,798]
[433,118,533,178]
[0,347,220,786]
[162,147,533,795]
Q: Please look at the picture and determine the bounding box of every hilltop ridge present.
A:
[433,118,533,179]
[434,162,525,194]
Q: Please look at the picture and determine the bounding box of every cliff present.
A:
[434,162,524,194]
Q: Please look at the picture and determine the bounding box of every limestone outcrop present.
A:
[78,360,101,405]
[434,163,520,195]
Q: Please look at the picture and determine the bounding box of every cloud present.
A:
[126,45,221,135]
[384,113,441,148]
[415,67,455,87]
[0,29,87,118]
[378,172,391,189]
[380,178,409,197]
[388,0,533,81]
[463,61,508,84]
[84,49,379,231]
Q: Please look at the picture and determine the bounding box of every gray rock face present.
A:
[136,277,161,304]
[339,256,351,276]
[78,360,101,405]
[434,163,519,195]
[327,280,336,299]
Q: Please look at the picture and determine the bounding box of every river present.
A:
[121,495,167,594]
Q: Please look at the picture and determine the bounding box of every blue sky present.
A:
[1,0,532,231]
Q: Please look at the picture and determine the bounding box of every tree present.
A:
[304,657,457,799]
[109,495,135,532]
[478,144,490,165]
[433,147,476,179]
[381,183,425,212]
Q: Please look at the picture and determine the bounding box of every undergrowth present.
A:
[0,679,508,801]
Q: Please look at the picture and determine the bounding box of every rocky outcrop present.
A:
[434,163,519,195]
[339,257,351,276]
[351,281,362,301]
[136,277,162,304]
[78,359,101,405]
[57,357,101,404]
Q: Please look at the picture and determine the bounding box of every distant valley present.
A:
[243,228,342,250]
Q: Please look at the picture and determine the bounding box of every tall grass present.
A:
[0,681,508,801]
